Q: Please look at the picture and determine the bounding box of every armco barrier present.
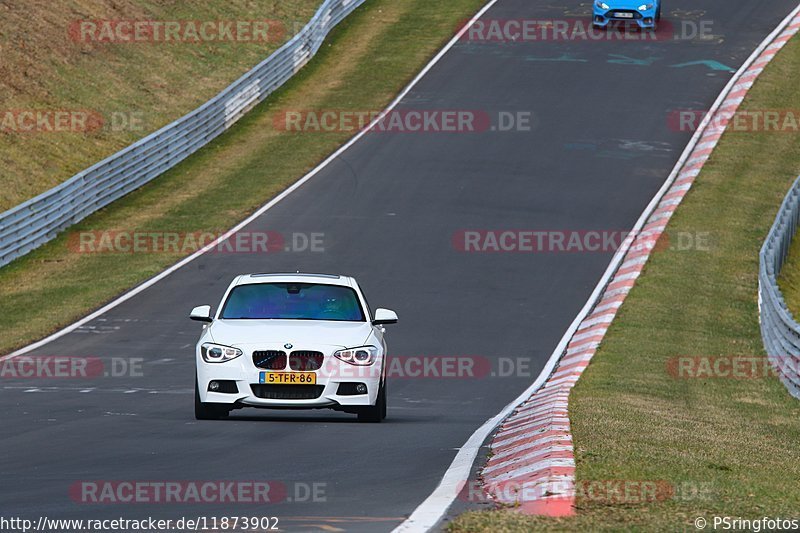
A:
[0,0,365,268]
[759,175,800,399]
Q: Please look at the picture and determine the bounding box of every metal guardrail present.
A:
[0,0,366,268]
[760,175,800,398]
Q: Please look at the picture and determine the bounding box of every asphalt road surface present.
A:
[3,1,798,531]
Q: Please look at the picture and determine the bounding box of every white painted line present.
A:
[492,426,571,449]
[489,458,575,484]
[494,417,571,439]
[483,446,574,475]
[612,270,642,283]
[571,328,607,343]
[565,340,600,355]
[577,313,616,330]
[592,300,624,314]
[497,420,568,438]
[619,256,650,270]
[490,435,574,462]
[602,286,632,299]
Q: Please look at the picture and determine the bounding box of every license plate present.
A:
[615,12,634,18]
[259,371,316,385]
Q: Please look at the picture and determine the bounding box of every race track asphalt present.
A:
[2,1,798,531]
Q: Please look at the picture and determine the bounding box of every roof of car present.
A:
[235,272,355,287]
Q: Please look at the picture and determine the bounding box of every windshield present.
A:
[220,282,365,321]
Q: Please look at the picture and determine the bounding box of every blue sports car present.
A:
[592,0,662,30]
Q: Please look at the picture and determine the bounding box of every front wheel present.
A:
[194,379,231,420]
[357,381,386,423]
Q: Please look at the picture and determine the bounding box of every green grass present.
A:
[0,0,487,355]
[0,0,319,212]
[450,24,800,533]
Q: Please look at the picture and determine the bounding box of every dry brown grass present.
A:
[0,0,320,211]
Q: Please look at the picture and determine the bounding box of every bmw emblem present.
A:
[284,343,293,350]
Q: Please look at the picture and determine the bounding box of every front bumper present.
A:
[196,346,383,409]
[592,6,657,29]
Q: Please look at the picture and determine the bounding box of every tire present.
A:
[357,381,386,423]
[194,379,230,420]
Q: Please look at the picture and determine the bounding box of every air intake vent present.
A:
[289,351,324,371]
[253,350,287,370]
[250,384,324,400]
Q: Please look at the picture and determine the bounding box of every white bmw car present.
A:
[190,273,398,422]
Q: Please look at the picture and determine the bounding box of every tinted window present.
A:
[220,283,365,321]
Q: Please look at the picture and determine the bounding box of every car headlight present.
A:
[334,346,379,366]
[638,3,654,10]
[200,343,242,363]
[596,1,610,8]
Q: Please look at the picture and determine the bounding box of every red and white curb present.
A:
[479,8,800,517]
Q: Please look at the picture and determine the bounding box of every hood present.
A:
[207,319,373,349]
[607,0,650,9]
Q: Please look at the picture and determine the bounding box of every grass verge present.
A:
[0,0,320,211]
[450,22,800,533]
[0,0,486,356]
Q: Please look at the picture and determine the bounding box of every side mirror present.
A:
[190,305,213,323]
[373,308,398,325]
